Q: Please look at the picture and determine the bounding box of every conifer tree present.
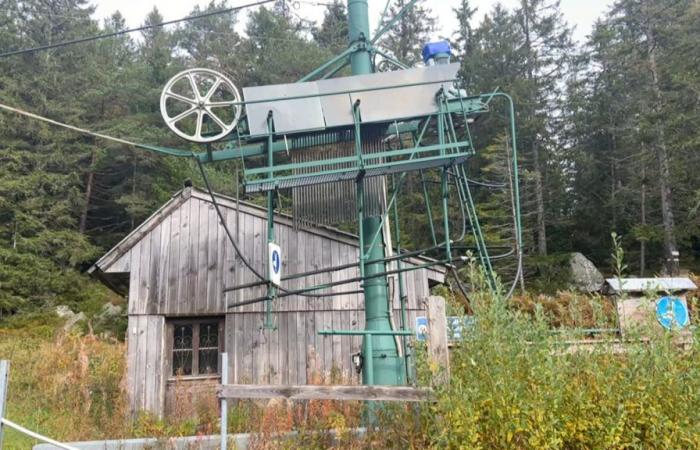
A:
[377,0,435,67]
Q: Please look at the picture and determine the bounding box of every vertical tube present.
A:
[420,169,438,247]
[348,0,372,75]
[348,0,404,387]
[265,115,276,329]
[220,353,228,450]
[391,175,411,383]
[437,95,452,262]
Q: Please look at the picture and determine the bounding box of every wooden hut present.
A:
[89,187,445,417]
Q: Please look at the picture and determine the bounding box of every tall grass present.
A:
[2,269,699,449]
[417,262,700,449]
[0,324,128,449]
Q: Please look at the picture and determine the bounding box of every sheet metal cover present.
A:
[318,63,460,127]
[243,82,324,136]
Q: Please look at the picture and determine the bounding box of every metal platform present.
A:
[244,151,471,193]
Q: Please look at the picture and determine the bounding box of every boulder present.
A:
[99,303,123,319]
[55,305,74,318]
[63,312,86,332]
[568,252,604,292]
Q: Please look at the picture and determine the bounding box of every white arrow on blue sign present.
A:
[268,242,282,286]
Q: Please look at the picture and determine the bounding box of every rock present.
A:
[55,305,74,318]
[568,252,604,292]
[63,312,86,332]
[99,303,122,319]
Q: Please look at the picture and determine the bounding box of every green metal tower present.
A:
[151,0,523,395]
[347,0,405,386]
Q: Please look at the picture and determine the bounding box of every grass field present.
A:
[1,274,699,449]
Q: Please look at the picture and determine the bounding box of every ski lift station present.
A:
[86,0,523,419]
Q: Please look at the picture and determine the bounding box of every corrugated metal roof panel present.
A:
[605,277,697,293]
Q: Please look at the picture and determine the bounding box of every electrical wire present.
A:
[0,0,276,58]
[195,157,362,300]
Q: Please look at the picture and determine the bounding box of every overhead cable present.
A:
[0,102,192,157]
[0,0,275,58]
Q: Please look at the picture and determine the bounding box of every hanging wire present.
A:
[0,0,276,58]
[195,158,362,300]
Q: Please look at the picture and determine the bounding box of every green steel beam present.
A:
[264,115,276,329]
[245,141,473,178]
[348,0,405,389]
[298,44,357,82]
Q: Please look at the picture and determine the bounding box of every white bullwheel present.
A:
[160,68,242,143]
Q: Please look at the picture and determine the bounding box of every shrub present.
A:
[420,262,700,449]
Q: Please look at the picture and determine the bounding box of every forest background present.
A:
[1,0,699,318]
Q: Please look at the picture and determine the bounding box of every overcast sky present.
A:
[92,0,615,45]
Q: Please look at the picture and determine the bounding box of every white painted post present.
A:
[220,352,228,450]
[0,360,9,449]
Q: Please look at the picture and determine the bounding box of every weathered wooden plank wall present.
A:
[108,189,443,317]
[97,188,445,416]
[126,315,165,416]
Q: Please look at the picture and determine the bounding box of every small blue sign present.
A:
[271,249,281,274]
[415,316,428,341]
[656,296,689,330]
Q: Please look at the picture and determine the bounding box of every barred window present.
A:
[168,318,223,377]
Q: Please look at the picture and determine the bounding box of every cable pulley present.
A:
[160,68,242,143]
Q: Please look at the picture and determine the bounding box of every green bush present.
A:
[420,263,700,449]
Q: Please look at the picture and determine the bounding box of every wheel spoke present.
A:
[204,78,223,101]
[169,106,197,124]
[195,110,204,139]
[186,73,201,101]
[166,91,197,106]
[205,107,228,130]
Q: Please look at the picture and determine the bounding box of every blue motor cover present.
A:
[422,40,452,63]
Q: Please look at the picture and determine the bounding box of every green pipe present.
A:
[361,216,405,386]
[420,169,438,246]
[319,330,414,336]
[391,174,411,383]
[298,45,356,82]
[264,115,276,329]
[437,94,452,263]
[348,0,372,74]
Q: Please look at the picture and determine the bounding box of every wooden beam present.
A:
[217,384,432,402]
[425,296,450,384]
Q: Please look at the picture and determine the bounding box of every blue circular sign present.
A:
[271,249,281,274]
[655,296,689,330]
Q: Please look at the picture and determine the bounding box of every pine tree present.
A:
[377,0,435,67]
[312,0,348,55]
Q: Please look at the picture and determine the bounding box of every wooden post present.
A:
[0,360,9,449]
[220,353,228,450]
[425,296,449,384]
